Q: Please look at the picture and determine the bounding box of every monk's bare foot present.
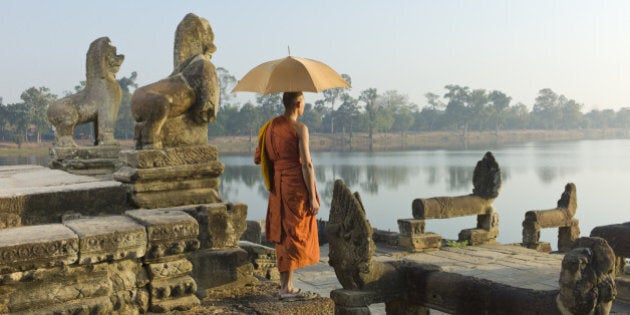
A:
[279,289,318,301]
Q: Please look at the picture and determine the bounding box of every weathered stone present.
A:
[131,13,218,150]
[472,151,502,198]
[459,228,498,246]
[557,237,616,315]
[591,221,630,258]
[130,177,219,193]
[1,264,111,313]
[522,183,580,252]
[238,240,279,281]
[63,215,146,264]
[125,209,200,261]
[328,180,406,293]
[241,220,262,244]
[24,296,114,315]
[118,145,218,168]
[385,299,430,315]
[372,229,399,246]
[397,219,425,236]
[0,224,78,273]
[524,183,577,228]
[412,195,494,219]
[47,37,124,147]
[0,166,130,228]
[113,161,224,183]
[330,289,383,307]
[615,276,630,302]
[148,276,200,312]
[146,259,193,279]
[189,248,254,290]
[131,188,221,209]
[399,233,442,251]
[477,211,499,231]
[334,305,371,315]
[184,203,247,249]
[557,219,580,252]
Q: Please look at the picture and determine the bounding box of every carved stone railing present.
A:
[522,183,580,252]
[0,202,270,314]
[405,152,501,251]
[328,180,617,315]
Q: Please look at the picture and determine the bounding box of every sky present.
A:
[2,0,630,112]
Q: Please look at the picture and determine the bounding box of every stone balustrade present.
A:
[0,206,234,314]
[404,152,501,251]
[522,183,580,252]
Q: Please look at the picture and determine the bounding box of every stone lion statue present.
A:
[131,13,219,149]
[47,37,124,147]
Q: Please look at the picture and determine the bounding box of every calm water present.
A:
[3,139,630,248]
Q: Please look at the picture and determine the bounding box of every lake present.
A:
[3,139,630,248]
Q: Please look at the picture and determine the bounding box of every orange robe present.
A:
[254,116,319,272]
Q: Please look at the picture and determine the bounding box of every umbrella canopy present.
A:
[231,56,350,94]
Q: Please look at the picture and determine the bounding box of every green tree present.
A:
[359,88,378,151]
[504,102,530,130]
[256,93,282,122]
[217,67,237,107]
[531,88,561,129]
[115,72,138,139]
[322,73,351,134]
[301,102,323,132]
[238,102,262,142]
[20,86,57,143]
[488,90,511,133]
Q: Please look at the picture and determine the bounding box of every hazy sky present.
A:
[2,0,630,111]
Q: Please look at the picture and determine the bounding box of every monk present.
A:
[254,91,320,301]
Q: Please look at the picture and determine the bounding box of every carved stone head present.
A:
[86,37,124,82]
[173,13,216,69]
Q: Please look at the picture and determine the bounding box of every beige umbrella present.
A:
[231,56,350,94]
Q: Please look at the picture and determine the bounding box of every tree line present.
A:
[2,67,630,148]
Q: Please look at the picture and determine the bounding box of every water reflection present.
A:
[3,139,630,247]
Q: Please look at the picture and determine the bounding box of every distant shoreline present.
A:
[1,128,628,157]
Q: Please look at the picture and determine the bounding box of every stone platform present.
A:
[0,165,130,228]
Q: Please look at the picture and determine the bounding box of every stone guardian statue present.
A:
[47,37,124,147]
[130,13,219,149]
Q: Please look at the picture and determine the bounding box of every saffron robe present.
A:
[254,116,320,272]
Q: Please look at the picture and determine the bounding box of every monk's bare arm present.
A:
[297,123,319,215]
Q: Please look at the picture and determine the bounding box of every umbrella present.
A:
[231,56,350,94]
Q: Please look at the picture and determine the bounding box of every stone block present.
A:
[459,227,498,246]
[558,219,580,252]
[131,188,221,209]
[0,224,78,274]
[118,145,218,169]
[48,146,122,176]
[373,229,399,246]
[241,220,262,244]
[591,221,630,258]
[522,220,541,245]
[63,215,147,264]
[523,242,552,253]
[238,240,279,280]
[188,248,254,290]
[1,264,111,313]
[146,258,193,280]
[397,219,425,236]
[477,211,499,230]
[50,144,121,160]
[615,275,630,302]
[113,161,224,183]
[125,209,199,261]
[412,195,493,219]
[148,275,200,312]
[398,233,442,251]
[184,203,247,249]
[130,177,219,193]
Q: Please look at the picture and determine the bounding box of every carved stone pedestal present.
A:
[49,145,122,176]
[114,145,224,208]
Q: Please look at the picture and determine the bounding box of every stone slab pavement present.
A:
[293,243,630,314]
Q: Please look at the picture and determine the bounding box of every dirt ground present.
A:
[177,280,334,315]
